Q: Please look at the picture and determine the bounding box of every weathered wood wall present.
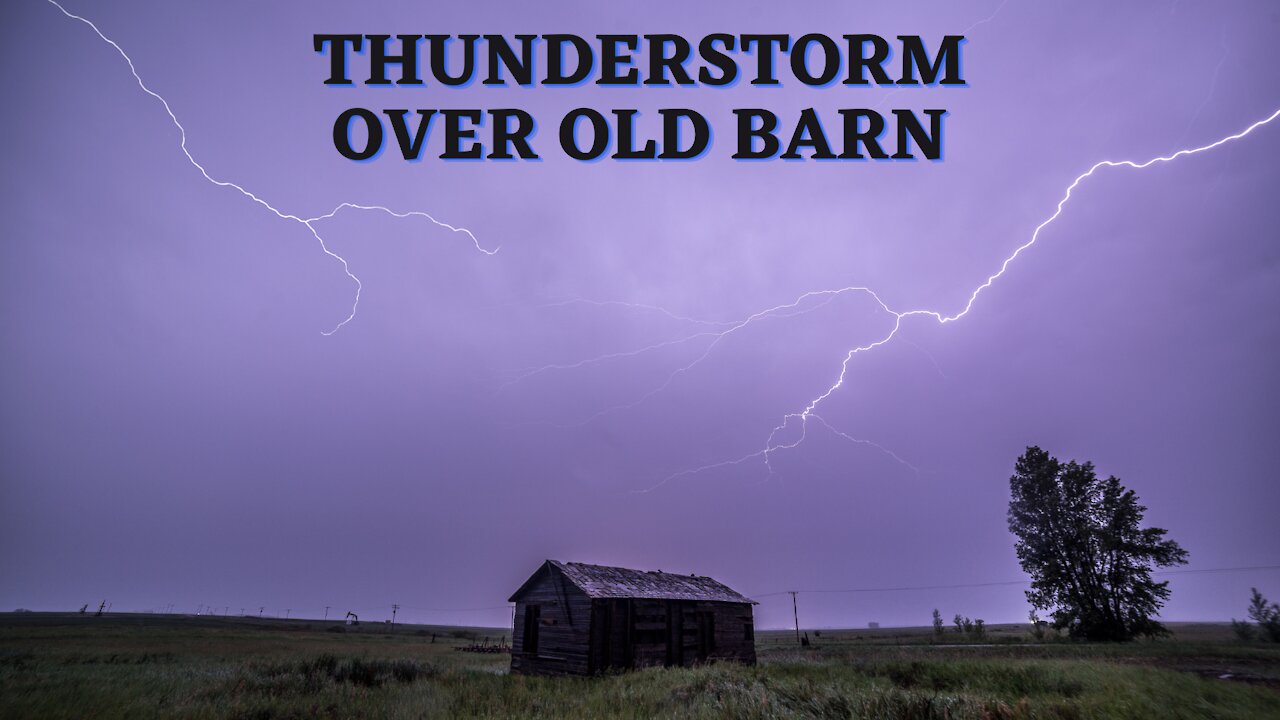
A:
[512,564,756,676]
[509,566,594,676]
[588,597,756,672]
[704,600,756,665]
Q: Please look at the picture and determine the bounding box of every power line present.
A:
[747,564,1280,599]
[392,603,513,612]
[751,580,1027,599]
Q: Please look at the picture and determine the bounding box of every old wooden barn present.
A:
[508,560,757,676]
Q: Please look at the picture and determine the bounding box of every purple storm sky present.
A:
[2,0,1279,629]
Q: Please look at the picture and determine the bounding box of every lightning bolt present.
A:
[963,0,1010,34]
[511,107,1278,491]
[635,106,1280,491]
[531,298,739,328]
[499,294,839,392]
[44,0,496,335]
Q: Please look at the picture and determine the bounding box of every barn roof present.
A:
[509,560,755,604]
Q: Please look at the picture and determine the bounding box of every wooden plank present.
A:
[510,565,596,676]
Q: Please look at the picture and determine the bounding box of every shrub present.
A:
[1029,610,1047,641]
[1246,588,1280,642]
[1231,618,1255,641]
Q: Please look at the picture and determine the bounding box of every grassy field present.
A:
[2,613,1278,719]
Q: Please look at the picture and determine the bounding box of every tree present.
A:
[932,609,944,638]
[1246,588,1280,642]
[1007,446,1188,641]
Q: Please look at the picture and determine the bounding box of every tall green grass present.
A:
[2,619,1277,719]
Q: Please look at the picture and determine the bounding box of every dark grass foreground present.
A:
[2,614,1278,719]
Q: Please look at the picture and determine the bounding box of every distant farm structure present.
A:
[509,560,756,677]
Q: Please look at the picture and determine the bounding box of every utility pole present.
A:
[324,606,330,620]
[285,609,291,619]
[259,606,264,618]
[391,603,399,629]
[790,591,801,646]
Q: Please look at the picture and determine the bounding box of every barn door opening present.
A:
[522,605,540,655]
[697,611,715,660]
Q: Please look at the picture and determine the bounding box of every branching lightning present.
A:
[641,106,1280,491]
[512,107,1280,492]
[500,294,839,392]
[532,298,739,328]
[45,0,496,335]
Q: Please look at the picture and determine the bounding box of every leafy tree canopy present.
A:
[1007,446,1188,641]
